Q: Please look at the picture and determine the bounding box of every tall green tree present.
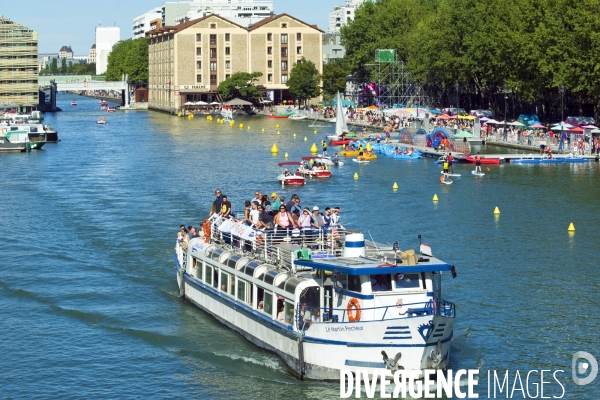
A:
[321,62,348,100]
[286,57,321,108]
[106,38,149,82]
[49,58,58,74]
[60,57,67,74]
[217,72,263,101]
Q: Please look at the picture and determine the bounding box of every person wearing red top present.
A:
[475,152,482,173]
[447,153,454,173]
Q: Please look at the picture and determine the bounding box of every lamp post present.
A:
[503,83,508,141]
[559,84,565,145]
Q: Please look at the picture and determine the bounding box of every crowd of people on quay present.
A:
[177,189,345,245]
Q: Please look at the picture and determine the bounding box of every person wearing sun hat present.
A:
[271,192,280,215]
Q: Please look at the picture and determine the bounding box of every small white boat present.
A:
[107,107,116,113]
[71,101,78,106]
[304,155,344,166]
[97,118,107,125]
[288,115,307,120]
[277,162,306,185]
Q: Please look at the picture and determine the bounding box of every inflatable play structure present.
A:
[398,128,427,144]
[426,128,471,153]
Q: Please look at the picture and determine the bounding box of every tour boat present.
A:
[288,114,307,120]
[301,155,344,167]
[465,155,502,164]
[0,123,58,144]
[71,101,78,106]
[298,162,332,178]
[174,213,457,380]
[277,162,306,185]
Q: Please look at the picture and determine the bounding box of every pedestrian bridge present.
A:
[55,80,130,107]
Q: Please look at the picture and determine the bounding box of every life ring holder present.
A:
[347,298,361,322]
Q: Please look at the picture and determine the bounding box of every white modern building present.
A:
[175,0,274,27]
[95,26,120,75]
[162,2,192,26]
[328,0,363,32]
[133,7,163,39]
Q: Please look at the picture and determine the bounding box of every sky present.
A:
[2,0,337,54]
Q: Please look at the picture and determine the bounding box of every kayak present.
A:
[465,156,501,165]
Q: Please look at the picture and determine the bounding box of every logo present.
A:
[572,351,598,385]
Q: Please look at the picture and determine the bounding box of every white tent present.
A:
[184,101,194,106]
[195,101,208,106]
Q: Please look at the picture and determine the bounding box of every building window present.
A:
[281,74,288,83]
[297,33,302,41]
[281,23,287,28]
[196,47,201,55]
[225,60,230,69]
[281,34,288,44]
[210,34,217,45]
[225,33,230,41]
[210,61,217,71]
[267,33,272,41]
[226,74,230,79]
[225,47,230,55]
[267,60,272,68]
[210,74,217,85]
[210,23,216,29]
[196,34,201,41]
[210,48,216,58]
[297,46,302,55]
[268,74,273,82]
[281,61,287,71]
[281,47,288,57]
[267,46,272,55]
[196,61,202,69]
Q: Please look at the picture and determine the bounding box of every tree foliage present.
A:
[106,37,149,82]
[217,72,263,101]
[341,0,600,120]
[321,62,349,100]
[286,57,321,106]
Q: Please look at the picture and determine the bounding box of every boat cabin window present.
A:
[237,279,251,303]
[283,277,303,294]
[221,271,230,293]
[263,290,274,317]
[336,273,348,290]
[226,255,240,269]
[213,268,219,289]
[347,275,361,292]
[210,248,224,261]
[244,261,258,276]
[263,270,278,285]
[204,265,213,286]
[371,274,392,292]
[393,273,421,290]
[284,300,295,325]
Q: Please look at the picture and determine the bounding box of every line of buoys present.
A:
[284,152,289,158]
[187,114,194,120]
[314,130,317,134]
[304,136,308,141]
[393,182,398,190]
[206,115,212,121]
[271,143,279,154]
[276,124,280,128]
[177,113,182,117]
[239,123,244,128]
[568,222,575,231]
[493,207,500,215]
[247,126,250,129]
[310,143,318,153]
[293,133,296,138]
[262,128,265,132]
[433,194,439,202]
[354,173,359,180]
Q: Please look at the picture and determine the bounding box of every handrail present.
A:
[295,298,455,330]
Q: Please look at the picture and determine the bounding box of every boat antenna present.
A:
[418,234,422,246]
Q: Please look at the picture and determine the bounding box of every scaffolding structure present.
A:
[361,49,433,109]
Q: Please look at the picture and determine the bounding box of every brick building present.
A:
[147,13,323,113]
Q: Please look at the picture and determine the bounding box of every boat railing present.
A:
[208,214,348,267]
[295,298,455,330]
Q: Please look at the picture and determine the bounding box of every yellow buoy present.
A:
[276,124,279,128]
[304,136,308,141]
[310,143,318,153]
[393,182,398,190]
[568,222,575,231]
[277,131,281,135]
[262,128,265,132]
[293,133,296,138]
[493,207,500,215]
[239,123,244,128]
[177,113,182,117]
[314,130,317,134]
[354,172,359,180]
[247,126,250,129]
[433,194,439,202]
[271,143,279,154]
[284,152,289,158]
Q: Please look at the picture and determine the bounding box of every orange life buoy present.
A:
[347,298,361,322]
[202,219,211,243]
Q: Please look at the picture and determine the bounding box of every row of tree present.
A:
[39,58,96,75]
[340,0,600,120]
[105,38,149,83]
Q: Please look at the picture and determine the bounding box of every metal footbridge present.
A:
[55,79,130,107]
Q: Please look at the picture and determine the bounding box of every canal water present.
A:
[1,94,598,398]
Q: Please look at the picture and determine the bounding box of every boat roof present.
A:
[294,256,452,275]
[278,161,301,166]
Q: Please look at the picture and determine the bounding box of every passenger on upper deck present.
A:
[322,207,332,227]
[249,201,260,225]
[256,205,274,229]
[219,195,232,218]
[298,207,314,229]
[286,194,298,211]
[271,193,280,213]
[274,205,297,229]
[261,195,272,214]
[211,189,223,215]
[187,226,197,240]
[177,225,185,241]
[251,190,262,205]
[372,275,390,291]
[330,207,344,229]
[243,200,252,225]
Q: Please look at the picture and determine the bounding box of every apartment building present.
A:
[148,13,323,113]
[176,0,274,27]
[133,7,162,39]
[0,16,38,110]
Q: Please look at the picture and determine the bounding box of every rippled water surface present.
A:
[1,94,598,398]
